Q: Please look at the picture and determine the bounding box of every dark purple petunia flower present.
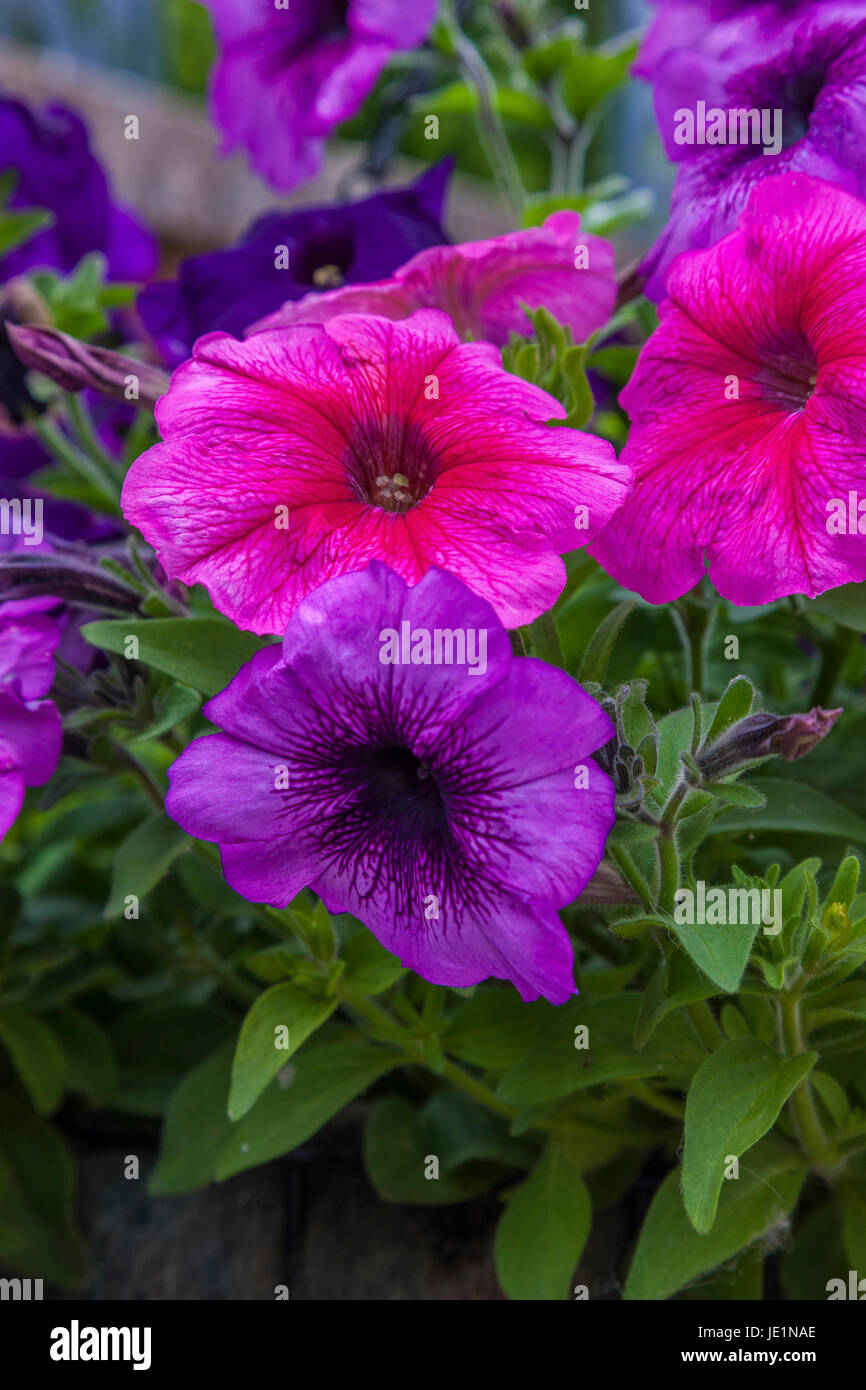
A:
[138,164,451,365]
[641,11,866,298]
[203,0,438,190]
[0,93,157,282]
[166,563,616,1003]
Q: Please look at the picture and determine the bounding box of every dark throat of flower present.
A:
[346,417,439,514]
[757,338,819,413]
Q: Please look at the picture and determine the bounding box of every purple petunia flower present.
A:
[138,164,451,365]
[640,9,866,299]
[0,603,62,840]
[0,93,157,282]
[203,0,438,191]
[165,563,616,1003]
[635,2,866,80]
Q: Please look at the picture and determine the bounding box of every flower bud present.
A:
[6,322,170,410]
[697,706,842,781]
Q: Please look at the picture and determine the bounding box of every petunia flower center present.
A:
[346,418,439,513]
[779,66,825,149]
[757,342,819,412]
[353,743,448,839]
[293,231,354,287]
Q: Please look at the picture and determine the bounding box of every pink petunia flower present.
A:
[203,0,438,191]
[121,310,630,635]
[590,173,866,605]
[249,212,616,346]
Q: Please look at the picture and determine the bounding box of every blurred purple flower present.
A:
[138,164,451,365]
[0,602,62,840]
[0,93,157,282]
[203,0,438,190]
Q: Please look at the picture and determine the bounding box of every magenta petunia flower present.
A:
[249,212,617,346]
[0,606,62,840]
[590,173,866,605]
[203,0,438,190]
[121,310,629,634]
[165,563,616,1002]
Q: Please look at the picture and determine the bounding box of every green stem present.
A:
[687,1000,724,1051]
[607,844,654,912]
[528,610,564,667]
[194,942,259,1006]
[779,992,830,1166]
[444,4,526,215]
[810,630,852,709]
[31,415,122,515]
[656,829,680,915]
[441,1058,516,1118]
[622,1080,684,1121]
[66,393,119,477]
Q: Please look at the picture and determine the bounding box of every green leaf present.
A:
[81,617,273,697]
[560,35,639,122]
[0,1009,67,1114]
[804,981,866,1030]
[363,1093,532,1205]
[682,1040,816,1234]
[131,682,201,741]
[0,1095,91,1287]
[709,778,866,844]
[443,989,557,1070]
[634,952,718,1048]
[412,81,552,128]
[662,898,760,993]
[49,1009,119,1106]
[228,983,336,1120]
[704,781,767,809]
[342,929,407,994]
[214,1032,398,1180]
[105,813,189,919]
[703,676,757,746]
[625,1138,807,1300]
[496,993,703,1106]
[110,1002,234,1116]
[0,206,53,256]
[494,1142,592,1300]
[577,599,637,685]
[148,1041,236,1196]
